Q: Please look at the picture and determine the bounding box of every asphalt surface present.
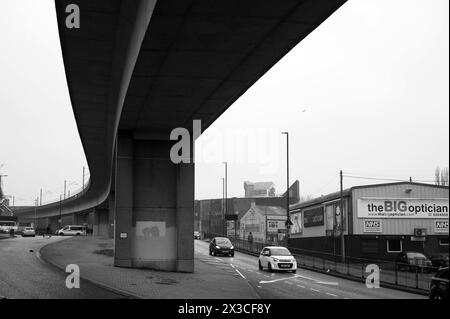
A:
[195,240,426,299]
[0,236,428,299]
[0,236,125,299]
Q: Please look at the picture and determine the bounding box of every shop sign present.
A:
[363,219,382,233]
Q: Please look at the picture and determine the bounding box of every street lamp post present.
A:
[281,132,291,244]
[59,194,62,228]
[221,177,225,236]
[223,162,228,237]
[34,197,38,229]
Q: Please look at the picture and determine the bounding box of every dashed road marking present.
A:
[317,281,339,286]
[310,288,321,293]
[326,293,338,297]
[297,285,305,288]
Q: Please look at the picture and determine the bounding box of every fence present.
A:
[203,232,440,294]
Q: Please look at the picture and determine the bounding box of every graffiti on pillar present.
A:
[136,221,166,239]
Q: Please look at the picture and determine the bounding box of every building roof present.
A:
[244,181,275,190]
[251,205,286,217]
[290,181,449,212]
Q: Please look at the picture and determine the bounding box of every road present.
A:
[0,236,125,299]
[0,235,428,299]
[195,240,426,299]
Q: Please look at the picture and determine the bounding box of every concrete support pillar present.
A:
[108,193,115,239]
[114,132,194,272]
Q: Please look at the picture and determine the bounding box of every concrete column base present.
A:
[113,132,194,272]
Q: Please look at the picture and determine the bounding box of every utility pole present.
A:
[282,132,291,244]
[223,162,228,237]
[39,189,42,206]
[340,170,345,262]
[64,180,67,200]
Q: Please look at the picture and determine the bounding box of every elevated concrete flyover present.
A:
[14,0,346,272]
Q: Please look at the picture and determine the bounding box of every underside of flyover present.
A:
[15,0,346,272]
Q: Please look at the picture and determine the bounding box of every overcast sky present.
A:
[0,0,448,206]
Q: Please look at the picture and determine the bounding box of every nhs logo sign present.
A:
[435,220,449,233]
[363,219,382,233]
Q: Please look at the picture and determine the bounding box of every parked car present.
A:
[429,253,449,268]
[259,246,297,273]
[56,225,86,236]
[209,237,234,257]
[396,251,433,272]
[21,227,36,237]
[429,267,448,299]
[194,231,200,240]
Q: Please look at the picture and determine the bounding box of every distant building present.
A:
[195,181,300,238]
[244,181,276,198]
[240,202,286,244]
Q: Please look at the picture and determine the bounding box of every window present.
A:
[439,238,449,246]
[361,239,379,254]
[387,239,402,253]
[436,269,449,280]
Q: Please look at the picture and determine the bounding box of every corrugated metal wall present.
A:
[352,184,449,235]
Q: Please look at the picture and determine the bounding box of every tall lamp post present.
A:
[223,162,228,237]
[281,132,291,244]
[221,177,225,236]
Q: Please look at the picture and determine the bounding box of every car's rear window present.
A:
[25,227,33,230]
[215,238,231,245]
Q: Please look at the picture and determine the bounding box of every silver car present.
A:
[22,227,36,237]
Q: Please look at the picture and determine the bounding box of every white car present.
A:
[57,225,86,236]
[258,246,297,273]
[22,227,36,237]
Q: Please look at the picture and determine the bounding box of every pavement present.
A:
[0,235,125,299]
[39,236,259,299]
[39,236,425,299]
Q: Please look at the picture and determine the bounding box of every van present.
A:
[57,225,86,236]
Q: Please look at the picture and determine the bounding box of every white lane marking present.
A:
[259,275,300,284]
[310,288,321,293]
[326,293,338,297]
[294,274,338,286]
[297,285,306,288]
[257,286,262,288]
[230,264,246,280]
[316,281,339,286]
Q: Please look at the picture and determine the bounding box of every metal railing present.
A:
[202,232,443,294]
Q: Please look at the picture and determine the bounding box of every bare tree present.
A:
[435,166,449,186]
[441,167,449,186]
[299,194,315,203]
[435,166,441,185]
